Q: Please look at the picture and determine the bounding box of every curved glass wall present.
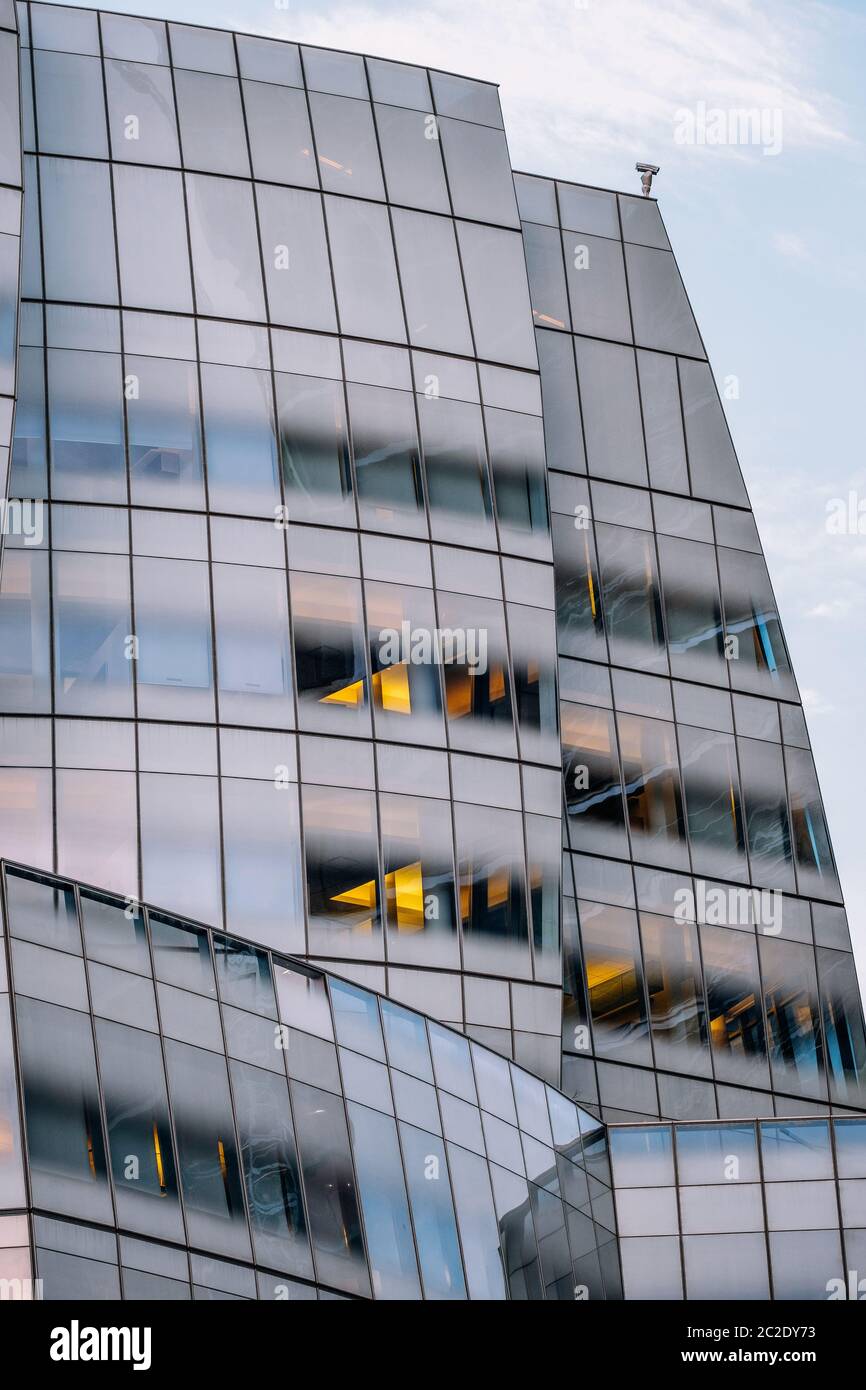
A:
[0,859,620,1301]
[0,3,562,1083]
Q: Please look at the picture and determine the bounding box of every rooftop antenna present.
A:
[636,162,660,197]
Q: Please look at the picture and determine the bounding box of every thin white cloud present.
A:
[772,230,809,260]
[275,0,853,177]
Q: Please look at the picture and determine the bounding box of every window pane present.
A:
[439,591,515,756]
[291,570,369,735]
[105,59,179,165]
[508,601,559,763]
[10,342,48,498]
[399,1124,465,1299]
[562,701,627,857]
[175,69,249,176]
[657,534,725,684]
[348,381,424,536]
[487,407,549,560]
[134,557,214,720]
[16,997,112,1223]
[277,372,352,527]
[523,222,570,333]
[536,331,584,473]
[95,1018,183,1241]
[439,119,518,227]
[186,174,265,320]
[574,337,646,485]
[637,349,688,493]
[48,348,125,503]
[392,208,473,355]
[290,1081,370,1296]
[256,185,336,332]
[127,355,205,509]
[309,92,384,199]
[641,912,710,1075]
[618,712,688,870]
[563,230,631,341]
[701,925,770,1088]
[551,510,606,661]
[201,363,280,518]
[53,551,133,717]
[41,156,118,304]
[140,774,221,926]
[579,900,651,1065]
[680,358,749,506]
[455,803,529,977]
[760,936,825,1099]
[0,548,51,712]
[418,393,495,549]
[380,792,457,967]
[114,165,192,313]
[785,745,839,899]
[677,725,746,883]
[348,1102,421,1299]
[597,523,666,673]
[164,1039,250,1260]
[243,81,316,185]
[625,243,704,356]
[457,222,536,369]
[375,103,448,212]
[302,784,381,957]
[446,1143,506,1299]
[737,737,795,891]
[34,49,106,158]
[230,1060,313,1278]
[367,580,444,745]
[222,778,304,955]
[818,948,866,1108]
[326,196,405,342]
[213,562,292,728]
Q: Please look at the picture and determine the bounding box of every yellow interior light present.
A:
[321,678,365,706]
[372,663,412,714]
[385,860,425,931]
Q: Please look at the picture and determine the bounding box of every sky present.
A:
[54,0,866,988]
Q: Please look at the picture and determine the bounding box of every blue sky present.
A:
[56,0,866,986]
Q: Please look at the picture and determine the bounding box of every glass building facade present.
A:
[0,1,864,1301]
[521,175,866,1124]
[0,859,619,1301]
[0,0,564,1087]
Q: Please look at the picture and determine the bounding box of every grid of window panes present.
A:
[516,169,866,1122]
[0,0,21,491]
[0,860,620,1301]
[0,4,563,1079]
[610,1116,866,1300]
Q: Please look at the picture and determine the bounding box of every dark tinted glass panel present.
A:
[278,372,353,527]
[164,1039,250,1260]
[231,1060,313,1277]
[348,382,424,536]
[290,1081,370,1296]
[16,997,112,1222]
[95,1018,182,1240]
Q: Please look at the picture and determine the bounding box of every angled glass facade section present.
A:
[519,172,866,1123]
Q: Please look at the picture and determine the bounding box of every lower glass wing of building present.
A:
[0,860,620,1301]
[610,1116,866,1300]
